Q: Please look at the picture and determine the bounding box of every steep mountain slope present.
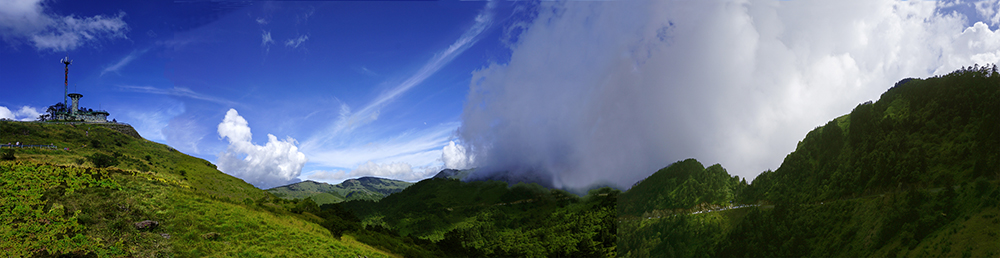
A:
[267,177,413,205]
[744,65,998,204]
[617,65,1000,257]
[0,121,393,257]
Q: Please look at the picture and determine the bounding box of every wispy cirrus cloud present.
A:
[306,122,458,170]
[284,34,308,48]
[118,85,240,106]
[261,30,273,53]
[301,1,496,152]
[102,48,149,76]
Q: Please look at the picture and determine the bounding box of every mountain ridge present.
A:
[266,176,413,205]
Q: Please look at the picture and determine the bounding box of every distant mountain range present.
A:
[267,177,414,205]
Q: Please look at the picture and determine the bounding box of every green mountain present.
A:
[266,177,414,205]
[618,65,1000,257]
[618,159,746,217]
[0,121,393,257]
[340,177,618,257]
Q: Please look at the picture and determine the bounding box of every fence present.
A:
[0,144,57,149]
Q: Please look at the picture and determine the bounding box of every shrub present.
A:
[88,153,119,168]
[1,149,14,160]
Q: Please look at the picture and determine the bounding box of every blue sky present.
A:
[2,0,1000,190]
[1,0,509,188]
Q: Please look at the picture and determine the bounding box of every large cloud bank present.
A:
[216,109,307,189]
[0,0,128,51]
[459,0,1000,190]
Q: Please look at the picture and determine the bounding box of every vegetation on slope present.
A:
[744,65,999,204]
[0,121,393,257]
[339,178,619,257]
[618,159,746,217]
[618,65,1000,257]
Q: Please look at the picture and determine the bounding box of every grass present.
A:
[0,121,396,257]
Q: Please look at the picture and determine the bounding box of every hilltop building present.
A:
[41,57,109,123]
[51,93,109,122]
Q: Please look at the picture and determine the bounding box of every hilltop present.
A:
[0,121,393,257]
[267,177,413,205]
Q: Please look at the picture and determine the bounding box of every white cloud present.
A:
[284,34,308,48]
[0,0,127,51]
[256,17,268,25]
[306,122,457,170]
[122,102,185,142]
[301,169,348,182]
[261,30,273,53]
[302,161,440,183]
[15,106,40,121]
[164,115,205,154]
[442,141,474,170]
[102,49,148,76]
[0,106,41,121]
[118,85,239,106]
[216,109,308,189]
[459,0,1000,190]
[0,106,14,120]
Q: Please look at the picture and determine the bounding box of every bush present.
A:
[1,149,14,160]
[88,153,119,168]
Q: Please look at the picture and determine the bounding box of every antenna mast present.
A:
[61,56,72,109]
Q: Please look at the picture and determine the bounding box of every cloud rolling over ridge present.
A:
[459,0,1000,190]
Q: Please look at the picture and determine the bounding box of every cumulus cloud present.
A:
[0,0,128,51]
[216,109,307,189]
[284,34,308,48]
[0,106,41,121]
[442,141,474,170]
[459,0,1000,190]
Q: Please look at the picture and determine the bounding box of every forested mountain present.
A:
[618,65,1000,257]
[338,178,618,257]
[266,177,413,205]
[744,64,998,204]
[619,159,746,217]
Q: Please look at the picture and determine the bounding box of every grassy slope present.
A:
[267,177,414,205]
[0,121,394,257]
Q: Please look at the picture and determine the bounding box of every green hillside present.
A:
[267,177,414,205]
[618,65,1000,257]
[0,121,393,257]
[618,159,746,217]
[339,178,618,257]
